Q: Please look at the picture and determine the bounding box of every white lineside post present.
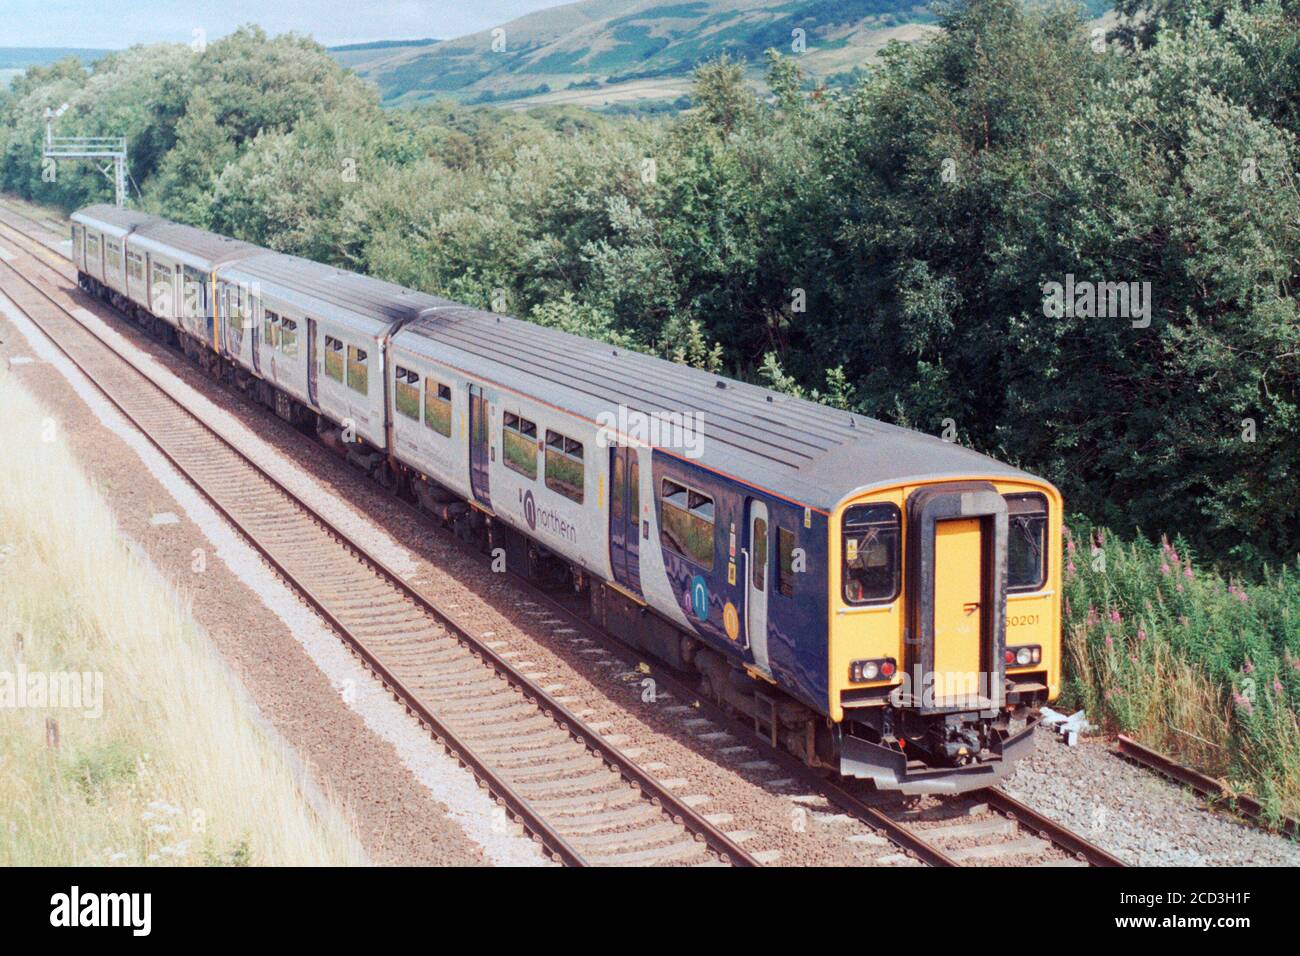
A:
[42,105,129,208]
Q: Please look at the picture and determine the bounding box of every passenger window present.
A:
[395,366,420,420]
[502,412,538,479]
[544,430,583,503]
[226,284,243,336]
[660,479,714,570]
[612,453,625,520]
[628,457,639,521]
[752,517,768,591]
[424,381,452,437]
[842,503,900,605]
[106,240,121,276]
[1006,493,1048,592]
[264,310,280,349]
[324,336,344,382]
[280,318,298,357]
[778,528,796,596]
[347,345,368,394]
[151,262,172,315]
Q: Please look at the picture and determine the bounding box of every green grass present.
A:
[1062,519,1300,822]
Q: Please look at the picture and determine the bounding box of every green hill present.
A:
[331,0,941,107]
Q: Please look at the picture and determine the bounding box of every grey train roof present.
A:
[393,307,1038,512]
[222,250,459,331]
[70,204,160,236]
[130,220,261,270]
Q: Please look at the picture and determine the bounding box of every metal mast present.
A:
[43,106,128,208]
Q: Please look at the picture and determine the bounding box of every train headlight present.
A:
[1004,645,1041,667]
[850,658,897,683]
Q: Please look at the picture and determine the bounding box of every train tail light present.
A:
[1005,645,1041,667]
[850,658,898,683]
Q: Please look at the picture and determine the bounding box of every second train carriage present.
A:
[214,251,456,452]
[71,205,1063,793]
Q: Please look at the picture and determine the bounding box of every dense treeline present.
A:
[2,5,1297,572]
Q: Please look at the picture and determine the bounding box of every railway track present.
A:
[0,202,1125,868]
[0,226,759,868]
[1117,734,1299,839]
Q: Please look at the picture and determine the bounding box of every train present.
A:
[71,203,1063,794]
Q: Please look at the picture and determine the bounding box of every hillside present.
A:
[330,0,940,107]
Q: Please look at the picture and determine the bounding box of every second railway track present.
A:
[0,203,1126,869]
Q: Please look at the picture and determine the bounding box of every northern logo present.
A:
[523,489,537,530]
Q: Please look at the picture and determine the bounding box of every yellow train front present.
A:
[824,476,1061,793]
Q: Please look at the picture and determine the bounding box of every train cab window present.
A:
[503,412,538,479]
[424,381,452,437]
[324,336,344,382]
[347,345,369,395]
[280,318,298,357]
[1006,493,1048,592]
[752,517,768,591]
[842,503,900,605]
[394,366,420,420]
[660,479,715,570]
[545,431,584,503]
[264,310,281,349]
[778,528,796,596]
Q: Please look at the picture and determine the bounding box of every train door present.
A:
[746,499,771,674]
[306,318,318,406]
[469,383,491,507]
[931,517,985,705]
[608,444,642,594]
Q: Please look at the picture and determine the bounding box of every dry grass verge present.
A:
[0,370,364,865]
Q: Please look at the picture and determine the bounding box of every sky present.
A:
[0,0,574,49]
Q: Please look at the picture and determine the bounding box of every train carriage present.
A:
[390,306,1063,792]
[71,205,1063,794]
[215,252,456,453]
[70,205,159,300]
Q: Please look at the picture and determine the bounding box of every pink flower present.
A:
[1109,609,1122,624]
[1129,655,1138,665]
[1184,566,1194,580]
[1243,659,1254,674]
[1274,679,1284,694]
[1104,636,1113,647]
[1066,560,1077,575]
[1087,606,1099,627]
[1176,584,1184,593]
[1233,692,1253,716]
[1161,563,1171,575]
[1137,629,1147,641]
